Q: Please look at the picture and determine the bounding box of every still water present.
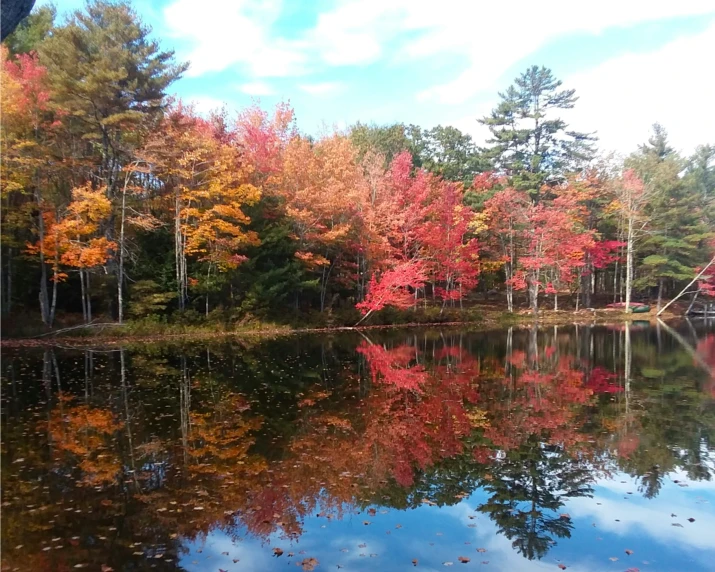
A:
[2,322,714,572]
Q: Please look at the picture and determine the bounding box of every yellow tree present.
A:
[56,184,116,322]
[282,134,366,311]
[143,104,260,312]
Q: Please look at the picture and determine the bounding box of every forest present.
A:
[2,1,715,334]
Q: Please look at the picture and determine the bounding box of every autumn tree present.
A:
[480,66,595,197]
[142,104,261,313]
[1,46,66,324]
[610,169,653,312]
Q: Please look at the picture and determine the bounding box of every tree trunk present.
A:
[118,179,127,323]
[86,272,92,323]
[656,278,664,313]
[36,194,51,326]
[624,217,634,314]
[5,247,12,314]
[80,269,87,322]
[49,244,59,327]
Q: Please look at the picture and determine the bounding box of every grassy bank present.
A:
[1,303,682,348]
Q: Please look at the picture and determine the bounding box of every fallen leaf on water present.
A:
[558,565,567,570]
[298,557,319,571]
[458,557,470,563]
[443,562,453,567]
[625,569,640,572]
[358,544,367,548]
[559,513,570,520]
[688,518,695,522]
[395,524,402,529]
[672,523,683,528]
[363,521,371,526]
[273,547,284,557]
[477,548,487,553]
[412,559,418,566]
[368,508,377,516]
[609,557,618,561]
[625,549,633,555]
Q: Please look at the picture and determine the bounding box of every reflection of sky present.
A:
[178,470,715,572]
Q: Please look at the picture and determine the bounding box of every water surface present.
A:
[2,322,714,571]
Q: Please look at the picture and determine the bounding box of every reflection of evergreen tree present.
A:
[477,436,594,560]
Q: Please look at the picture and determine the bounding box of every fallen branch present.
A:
[32,321,123,338]
[657,255,715,316]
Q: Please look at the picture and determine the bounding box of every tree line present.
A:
[2,1,714,330]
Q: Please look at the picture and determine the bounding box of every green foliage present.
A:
[480,65,596,196]
[127,280,175,319]
[349,122,422,166]
[627,124,715,297]
[3,4,56,55]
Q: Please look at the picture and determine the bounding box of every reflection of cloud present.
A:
[180,530,274,571]
[567,475,715,552]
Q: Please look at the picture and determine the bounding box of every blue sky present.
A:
[46,1,715,155]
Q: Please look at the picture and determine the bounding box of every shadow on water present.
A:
[2,321,715,570]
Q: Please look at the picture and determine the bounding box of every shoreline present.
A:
[0,308,684,348]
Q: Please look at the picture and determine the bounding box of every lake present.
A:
[2,322,714,571]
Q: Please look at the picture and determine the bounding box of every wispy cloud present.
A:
[298,82,345,96]
[163,0,307,78]
[238,81,276,96]
[561,21,715,155]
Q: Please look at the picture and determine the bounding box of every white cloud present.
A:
[188,95,227,115]
[163,0,307,78]
[238,81,276,96]
[561,21,715,155]
[298,82,345,96]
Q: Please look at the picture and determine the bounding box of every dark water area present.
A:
[2,321,715,572]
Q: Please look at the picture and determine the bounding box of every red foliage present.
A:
[586,367,623,393]
[356,259,426,315]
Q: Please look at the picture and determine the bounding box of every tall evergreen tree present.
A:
[628,124,715,309]
[480,65,595,197]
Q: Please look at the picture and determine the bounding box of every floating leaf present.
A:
[298,557,319,571]
[273,547,284,557]
[458,556,470,563]
[625,549,633,555]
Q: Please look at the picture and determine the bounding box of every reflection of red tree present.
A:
[483,357,594,452]
[357,345,481,486]
[586,367,623,394]
[357,342,428,390]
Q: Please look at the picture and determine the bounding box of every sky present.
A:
[44,0,715,156]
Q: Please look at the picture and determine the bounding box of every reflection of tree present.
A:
[3,323,715,569]
[478,437,594,560]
